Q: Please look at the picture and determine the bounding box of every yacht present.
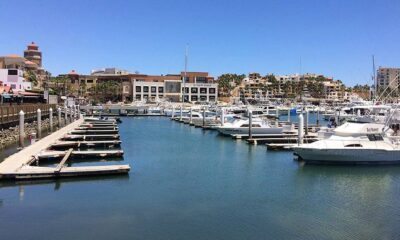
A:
[293,122,400,164]
[217,117,283,136]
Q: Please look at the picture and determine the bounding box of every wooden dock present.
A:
[0,118,130,180]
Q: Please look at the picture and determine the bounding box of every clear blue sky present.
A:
[0,0,399,86]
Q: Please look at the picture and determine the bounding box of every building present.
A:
[377,67,400,91]
[59,70,218,103]
[132,72,217,102]
[0,69,32,91]
[24,42,42,67]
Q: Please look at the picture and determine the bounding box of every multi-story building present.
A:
[376,67,400,90]
[132,72,217,102]
[0,68,32,91]
[24,42,42,67]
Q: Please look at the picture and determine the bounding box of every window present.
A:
[200,96,207,101]
[158,87,164,93]
[209,96,216,101]
[191,95,198,101]
[87,80,93,83]
[200,88,207,94]
[182,87,189,93]
[8,69,18,75]
[136,95,141,100]
[196,76,207,83]
[191,88,198,93]
[143,86,149,92]
[136,86,142,92]
[209,88,216,94]
[151,86,156,93]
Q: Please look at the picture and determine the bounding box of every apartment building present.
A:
[377,67,400,90]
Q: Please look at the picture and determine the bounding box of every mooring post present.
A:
[49,107,53,132]
[58,107,62,128]
[202,107,206,127]
[248,111,253,139]
[220,108,225,126]
[287,108,291,123]
[19,110,25,148]
[171,106,175,119]
[64,106,68,125]
[316,110,320,127]
[179,105,183,121]
[189,107,193,124]
[70,106,74,122]
[305,110,309,135]
[298,113,304,145]
[266,106,269,115]
[37,108,41,139]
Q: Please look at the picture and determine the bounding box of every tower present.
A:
[24,42,42,67]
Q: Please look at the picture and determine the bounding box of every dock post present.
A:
[49,107,53,132]
[19,110,25,148]
[357,109,361,117]
[77,105,81,119]
[275,108,279,119]
[298,113,304,145]
[37,108,41,139]
[305,110,309,135]
[179,105,183,121]
[171,106,175,119]
[202,107,205,127]
[248,111,253,139]
[287,108,291,122]
[189,107,193,124]
[266,106,269,115]
[70,106,74,122]
[335,109,339,126]
[58,107,62,128]
[64,106,68,125]
[220,108,225,126]
[316,110,320,127]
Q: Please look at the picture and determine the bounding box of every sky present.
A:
[0,0,399,86]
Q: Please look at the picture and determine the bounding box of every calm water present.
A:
[1,117,400,240]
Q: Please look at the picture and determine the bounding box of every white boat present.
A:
[293,122,400,164]
[217,117,283,136]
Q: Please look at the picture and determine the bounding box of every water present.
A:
[1,117,400,240]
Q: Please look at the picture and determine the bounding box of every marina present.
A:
[1,116,400,240]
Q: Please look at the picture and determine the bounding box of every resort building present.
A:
[0,68,32,91]
[376,67,400,91]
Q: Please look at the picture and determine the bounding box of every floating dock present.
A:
[0,118,130,180]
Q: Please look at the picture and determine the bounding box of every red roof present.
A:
[28,41,38,47]
[68,70,79,75]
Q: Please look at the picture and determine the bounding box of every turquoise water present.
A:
[1,117,400,240]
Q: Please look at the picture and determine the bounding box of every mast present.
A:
[372,55,376,100]
[183,45,188,103]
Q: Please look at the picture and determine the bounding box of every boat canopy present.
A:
[333,122,385,137]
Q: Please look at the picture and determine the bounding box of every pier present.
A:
[0,117,130,180]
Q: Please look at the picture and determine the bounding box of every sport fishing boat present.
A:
[217,117,283,136]
[293,122,400,164]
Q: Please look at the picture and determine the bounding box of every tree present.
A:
[24,70,38,87]
[217,74,245,96]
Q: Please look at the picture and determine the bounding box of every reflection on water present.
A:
[0,116,399,240]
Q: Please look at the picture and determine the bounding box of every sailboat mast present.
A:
[372,55,376,99]
[183,45,188,103]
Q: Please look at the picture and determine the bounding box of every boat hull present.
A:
[294,147,400,164]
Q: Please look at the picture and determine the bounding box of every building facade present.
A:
[377,67,400,91]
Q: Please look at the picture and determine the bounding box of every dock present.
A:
[0,117,130,180]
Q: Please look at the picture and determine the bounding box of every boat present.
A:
[217,117,283,136]
[293,122,400,164]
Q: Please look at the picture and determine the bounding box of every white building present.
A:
[0,69,32,91]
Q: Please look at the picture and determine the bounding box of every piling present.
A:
[287,108,291,122]
[357,109,361,117]
[58,107,62,128]
[171,106,175,119]
[19,110,25,148]
[275,108,279,119]
[248,111,253,139]
[202,108,206,127]
[305,110,309,135]
[335,109,339,126]
[266,106,269,115]
[298,113,304,145]
[37,108,42,139]
[189,107,193,124]
[70,106,74,122]
[220,108,225,126]
[179,105,183,121]
[316,110,320,127]
[65,106,68,125]
[49,107,53,132]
